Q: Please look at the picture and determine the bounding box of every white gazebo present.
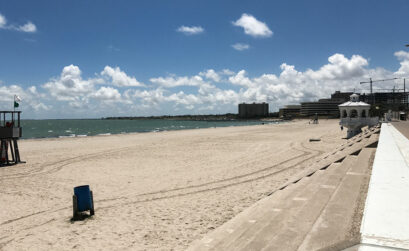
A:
[339,94,379,138]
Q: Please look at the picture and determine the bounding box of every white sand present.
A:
[0,119,345,250]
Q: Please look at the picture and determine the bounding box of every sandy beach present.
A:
[0,119,345,250]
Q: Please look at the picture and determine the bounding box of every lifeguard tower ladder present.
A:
[0,111,23,166]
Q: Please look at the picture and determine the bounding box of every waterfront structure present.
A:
[279,105,301,118]
[339,94,379,138]
[0,111,23,165]
[238,103,269,118]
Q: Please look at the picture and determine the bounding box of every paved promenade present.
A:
[391,121,409,139]
[356,123,409,250]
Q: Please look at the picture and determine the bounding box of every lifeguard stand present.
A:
[0,111,23,166]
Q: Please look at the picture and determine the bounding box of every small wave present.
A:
[59,134,76,138]
[48,130,53,133]
[76,134,87,137]
[65,130,72,133]
[98,133,111,136]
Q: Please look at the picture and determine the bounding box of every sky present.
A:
[0,0,409,119]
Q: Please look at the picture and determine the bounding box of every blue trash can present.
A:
[73,185,94,219]
[74,185,92,212]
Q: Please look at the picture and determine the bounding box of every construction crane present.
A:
[360,78,399,104]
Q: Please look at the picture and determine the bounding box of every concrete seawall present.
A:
[355,123,409,250]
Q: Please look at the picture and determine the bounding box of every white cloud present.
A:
[395,50,409,61]
[42,64,97,102]
[101,66,145,87]
[107,45,120,52]
[176,25,204,35]
[232,43,250,51]
[394,51,409,76]
[0,14,6,28]
[228,70,254,87]
[0,84,49,112]
[0,13,37,33]
[40,53,380,116]
[233,13,272,38]
[150,75,206,88]
[17,21,36,33]
[92,87,121,101]
[199,69,221,82]
[304,54,368,81]
[221,69,235,75]
[3,51,409,118]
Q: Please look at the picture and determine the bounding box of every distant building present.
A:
[300,91,354,117]
[301,99,343,117]
[359,91,409,117]
[360,92,408,106]
[279,90,409,119]
[279,105,301,118]
[331,91,354,101]
[238,103,269,118]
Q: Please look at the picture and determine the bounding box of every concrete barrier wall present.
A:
[359,123,409,249]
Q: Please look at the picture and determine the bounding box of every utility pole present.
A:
[369,78,373,104]
[405,78,407,108]
[369,78,373,98]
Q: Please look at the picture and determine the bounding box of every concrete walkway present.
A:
[391,121,409,139]
[358,123,409,250]
[188,128,380,251]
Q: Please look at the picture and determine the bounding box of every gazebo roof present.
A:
[339,93,370,107]
[338,101,370,107]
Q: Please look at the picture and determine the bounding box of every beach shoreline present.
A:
[19,119,280,140]
[1,119,346,250]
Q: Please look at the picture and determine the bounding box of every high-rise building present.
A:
[238,103,269,118]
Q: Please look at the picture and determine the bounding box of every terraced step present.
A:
[188,144,377,251]
[234,161,356,251]
[188,176,315,251]
[297,147,376,251]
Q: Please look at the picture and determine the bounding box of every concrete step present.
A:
[189,155,360,251]
[188,175,314,251]
[234,156,358,251]
[195,176,319,251]
[297,147,376,251]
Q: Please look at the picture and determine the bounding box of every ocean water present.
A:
[20,119,278,139]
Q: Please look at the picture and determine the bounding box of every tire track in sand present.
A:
[0,141,323,228]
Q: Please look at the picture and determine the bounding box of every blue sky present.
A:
[1,0,409,118]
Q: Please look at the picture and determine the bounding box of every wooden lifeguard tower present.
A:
[0,111,23,166]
